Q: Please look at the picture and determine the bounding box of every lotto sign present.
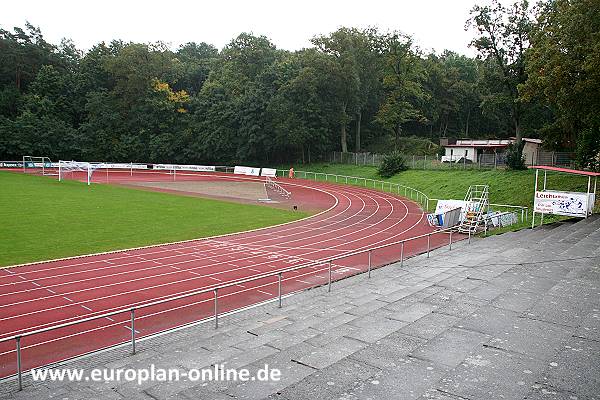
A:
[534,190,590,217]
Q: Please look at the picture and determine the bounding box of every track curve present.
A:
[0,171,454,377]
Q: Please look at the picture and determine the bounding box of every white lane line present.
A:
[0,184,425,334]
[124,326,140,334]
[257,290,272,296]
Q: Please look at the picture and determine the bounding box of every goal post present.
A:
[22,156,54,175]
[58,160,101,185]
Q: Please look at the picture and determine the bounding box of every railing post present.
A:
[468,228,472,244]
[449,230,453,250]
[400,242,404,267]
[16,336,22,391]
[368,250,372,278]
[328,261,332,292]
[130,308,136,354]
[214,289,218,328]
[278,273,282,308]
[427,234,431,258]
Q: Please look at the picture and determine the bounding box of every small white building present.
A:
[440,138,542,165]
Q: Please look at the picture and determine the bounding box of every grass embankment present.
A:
[285,163,597,232]
[0,172,308,267]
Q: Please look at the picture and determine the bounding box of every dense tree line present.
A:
[0,0,598,168]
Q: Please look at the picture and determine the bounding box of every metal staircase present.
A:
[458,185,489,234]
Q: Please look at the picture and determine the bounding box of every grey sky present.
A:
[2,0,490,55]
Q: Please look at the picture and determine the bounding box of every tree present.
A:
[312,27,383,153]
[522,0,600,169]
[467,0,533,144]
[375,33,426,150]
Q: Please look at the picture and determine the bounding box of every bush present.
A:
[576,127,600,171]
[506,142,526,170]
[378,151,408,178]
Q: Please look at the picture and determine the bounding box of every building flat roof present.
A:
[529,165,600,177]
[445,144,509,148]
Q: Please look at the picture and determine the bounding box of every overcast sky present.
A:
[1,0,492,56]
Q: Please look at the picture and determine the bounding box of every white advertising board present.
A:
[434,200,466,215]
[534,190,590,217]
[260,168,277,177]
[154,164,215,172]
[234,166,261,176]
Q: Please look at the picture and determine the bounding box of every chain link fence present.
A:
[330,151,574,170]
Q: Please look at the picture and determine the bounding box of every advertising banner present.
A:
[0,161,23,168]
[234,166,261,176]
[534,190,590,217]
[260,168,277,177]
[154,164,214,172]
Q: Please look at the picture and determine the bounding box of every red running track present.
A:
[0,170,460,378]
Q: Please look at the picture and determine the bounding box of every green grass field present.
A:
[0,172,308,267]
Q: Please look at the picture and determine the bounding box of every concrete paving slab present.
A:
[436,346,543,400]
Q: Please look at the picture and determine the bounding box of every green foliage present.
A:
[368,135,439,156]
[505,141,526,170]
[377,151,408,178]
[576,127,600,172]
[522,0,600,167]
[0,172,307,266]
[0,14,595,167]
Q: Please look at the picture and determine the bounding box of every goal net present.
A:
[22,156,55,176]
[58,160,102,185]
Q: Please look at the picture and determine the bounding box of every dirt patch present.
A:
[128,180,269,202]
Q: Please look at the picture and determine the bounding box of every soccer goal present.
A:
[58,160,102,185]
[22,156,55,176]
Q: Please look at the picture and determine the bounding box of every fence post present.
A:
[427,234,431,258]
[368,250,372,278]
[424,155,427,170]
[412,155,415,168]
[449,230,453,250]
[400,242,405,266]
[214,289,218,328]
[16,336,22,391]
[468,228,472,244]
[130,162,133,176]
[328,261,332,292]
[131,308,136,354]
[278,273,282,308]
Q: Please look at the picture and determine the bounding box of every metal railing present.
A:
[278,169,432,211]
[0,163,526,390]
[1,220,464,391]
